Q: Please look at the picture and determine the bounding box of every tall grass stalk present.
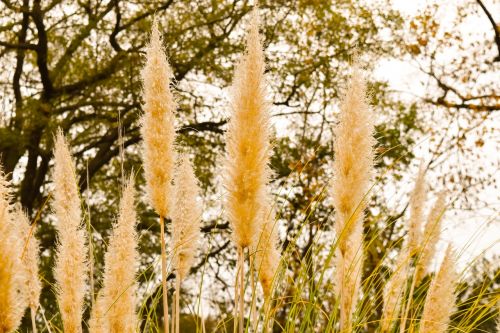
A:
[0,167,28,332]
[253,199,281,331]
[91,176,138,332]
[52,130,88,333]
[381,247,409,332]
[331,61,375,332]
[420,245,457,333]
[415,191,446,283]
[140,18,177,333]
[17,208,41,333]
[171,155,202,333]
[399,164,427,333]
[407,165,426,256]
[224,7,272,332]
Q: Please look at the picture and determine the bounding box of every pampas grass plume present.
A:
[331,61,375,331]
[408,164,426,255]
[0,167,28,332]
[172,155,202,281]
[140,19,176,218]
[254,201,280,299]
[16,207,42,329]
[420,245,457,333]
[381,248,409,332]
[140,19,177,333]
[415,192,446,283]
[53,130,88,333]
[225,8,271,249]
[93,175,138,332]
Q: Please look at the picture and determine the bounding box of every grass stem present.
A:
[160,215,170,333]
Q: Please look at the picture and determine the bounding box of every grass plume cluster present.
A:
[0,7,498,333]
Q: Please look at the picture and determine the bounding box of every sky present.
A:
[374,0,499,267]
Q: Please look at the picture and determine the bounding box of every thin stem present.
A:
[201,309,206,333]
[40,307,53,333]
[171,289,175,333]
[339,260,346,332]
[31,307,37,333]
[263,297,273,333]
[160,215,170,333]
[234,252,240,333]
[239,246,245,333]
[176,277,181,333]
[249,254,258,332]
[400,269,417,333]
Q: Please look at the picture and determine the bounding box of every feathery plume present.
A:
[172,155,202,281]
[225,9,272,333]
[171,155,202,333]
[16,207,42,332]
[0,167,28,332]
[415,192,446,283]
[140,19,176,218]
[420,245,457,333]
[399,165,429,333]
[381,248,409,332]
[224,8,271,249]
[408,164,426,256]
[140,19,177,333]
[52,130,88,333]
[253,201,280,299]
[96,176,138,332]
[331,61,375,331]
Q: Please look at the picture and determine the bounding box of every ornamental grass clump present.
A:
[0,167,28,333]
[52,130,88,333]
[140,18,177,333]
[330,61,375,332]
[171,155,202,333]
[224,7,272,332]
[1,10,499,333]
[90,176,138,333]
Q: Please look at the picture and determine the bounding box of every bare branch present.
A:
[476,0,500,61]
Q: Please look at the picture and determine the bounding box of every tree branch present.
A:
[51,0,115,79]
[30,0,53,98]
[476,0,500,62]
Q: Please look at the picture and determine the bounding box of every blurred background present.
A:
[0,0,498,331]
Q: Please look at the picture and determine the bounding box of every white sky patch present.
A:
[374,0,500,263]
